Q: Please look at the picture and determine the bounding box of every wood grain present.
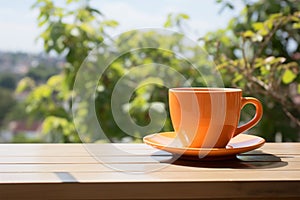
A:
[0,143,299,156]
[0,143,299,199]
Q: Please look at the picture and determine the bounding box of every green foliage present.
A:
[26,64,60,82]
[282,69,297,84]
[33,0,106,88]
[42,116,78,142]
[3,103,31,124]
[0,88,16,126]
[18,73,79,142]
[23,0,214,142]
[16,77,35,93]
[19,0,300,143]
[11,133,44,143]
[204,0,300,141]
[0,73,17,90]
[81,30,212,142]
[164,13,190,31]
[18,0,119,142]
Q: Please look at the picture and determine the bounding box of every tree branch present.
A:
[250,19,283,67]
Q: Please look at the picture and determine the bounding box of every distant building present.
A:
[8,121,42,138]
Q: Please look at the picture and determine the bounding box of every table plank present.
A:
[0,143,299,200]
[0,143,299,156]
[0,154,299,162]
[0,156,299,172]
[0,160,299,173]
[1,170,300,183]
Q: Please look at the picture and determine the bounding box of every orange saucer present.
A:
[143,132,265,158]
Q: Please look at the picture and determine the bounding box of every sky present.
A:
[0,0,245,53]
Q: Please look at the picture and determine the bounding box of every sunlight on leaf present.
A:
[47,74,63,87]
[252,22,264,31]
[292,22,300,29]
[242,30,255,38]
[16,77,35,93]
[282,69,297,84]
[178,13,190,20]
[101,20,119,28]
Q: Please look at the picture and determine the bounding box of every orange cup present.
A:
[169,88,263,148]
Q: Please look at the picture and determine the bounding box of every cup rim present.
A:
[169,87,242,93]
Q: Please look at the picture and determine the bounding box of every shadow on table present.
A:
[153,150,289,169]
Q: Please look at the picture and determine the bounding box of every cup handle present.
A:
[233,97,263,137]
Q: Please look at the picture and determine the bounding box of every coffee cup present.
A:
[169,87,263,148]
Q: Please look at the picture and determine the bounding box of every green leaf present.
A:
[269,13,283,19]
[265,20,273,29]
[292,22,300,29]
[66,0,74,4]
[164,20,172,28]
[282,69,297,84]
[233,74,243,83]
[80,23,95,34]
[38,15,49,27]
[102,20,119,27]
[260,65,270,75]
[42,116,72,134]
[291,16,300,22]
[164,13,172,28]
[252,22,264,31]
[242,30,255,38]
[32,85,52,99]
[294,11,300,17]
[298,84,300,94]
[47,74,63,88]
[178,13,190,20]
[16,77,35,93]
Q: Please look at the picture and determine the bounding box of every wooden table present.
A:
[0,143,299,199]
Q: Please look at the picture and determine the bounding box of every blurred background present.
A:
[0,0,299,143]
